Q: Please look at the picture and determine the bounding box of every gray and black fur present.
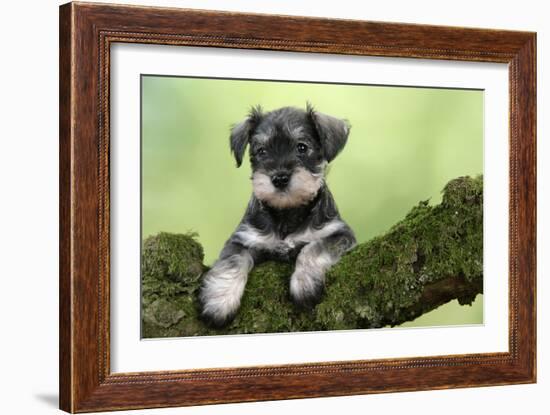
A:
[199,104,356,326]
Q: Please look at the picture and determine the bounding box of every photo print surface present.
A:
[140,75,483,338]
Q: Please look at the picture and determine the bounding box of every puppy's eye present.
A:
[297,143,309,154]
[256,148,267,157]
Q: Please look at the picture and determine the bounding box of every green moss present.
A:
[141,176,483,337]
[141,232,208,337]
[318,175,483,328]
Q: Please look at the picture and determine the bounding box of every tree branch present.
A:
[141,175,483,337]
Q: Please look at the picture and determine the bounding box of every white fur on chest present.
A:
[234,219,345,251]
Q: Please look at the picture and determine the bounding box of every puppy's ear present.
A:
[307,103,350,163]
[229,106,263,167]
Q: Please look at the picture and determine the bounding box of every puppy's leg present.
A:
[290,230,355,307]
[199,244,253,327]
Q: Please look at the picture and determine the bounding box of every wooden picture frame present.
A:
[59,2,536,412]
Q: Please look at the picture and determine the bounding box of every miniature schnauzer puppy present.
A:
[199,104,356,326]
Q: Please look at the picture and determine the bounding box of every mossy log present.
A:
[142,175,483,338]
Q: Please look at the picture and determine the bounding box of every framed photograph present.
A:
[59,2,536,412]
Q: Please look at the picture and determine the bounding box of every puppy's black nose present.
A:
[271,173,290,189]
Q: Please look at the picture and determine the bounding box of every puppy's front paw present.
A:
[198,255,251,327]
[199,282,239,328]
[289,271,324,309]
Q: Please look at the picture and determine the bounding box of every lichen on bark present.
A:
[141,175,483,338]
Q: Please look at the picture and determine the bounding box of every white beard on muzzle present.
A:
[252,166,325,209]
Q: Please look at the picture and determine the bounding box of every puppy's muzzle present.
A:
[271,172,291,189]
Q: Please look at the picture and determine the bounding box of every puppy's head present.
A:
[229,104,350,209]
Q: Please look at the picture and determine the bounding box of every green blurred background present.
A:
[141,75,483,328]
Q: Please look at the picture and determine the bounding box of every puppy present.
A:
[199,104,356,326]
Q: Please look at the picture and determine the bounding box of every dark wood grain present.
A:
[59,3,73,411]
[59,2,536,412]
